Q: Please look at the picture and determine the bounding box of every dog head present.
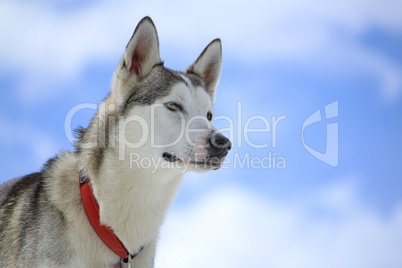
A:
[109,17,231,173]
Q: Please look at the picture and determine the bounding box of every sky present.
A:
[1,0,402,267]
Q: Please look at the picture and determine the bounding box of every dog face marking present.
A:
[107,17,230,172]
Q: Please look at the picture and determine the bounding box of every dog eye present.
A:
[164,102,182,112]
[207,112,213,121]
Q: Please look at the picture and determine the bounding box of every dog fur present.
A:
[0,17,231,267]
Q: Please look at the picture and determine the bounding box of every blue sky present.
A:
[1,0,402,267]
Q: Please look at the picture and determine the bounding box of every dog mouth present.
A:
[162,152,223,170]
[162,152,180,162]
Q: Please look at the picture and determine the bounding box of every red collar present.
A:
[79,172,130,260]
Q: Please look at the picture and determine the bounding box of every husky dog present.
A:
[0,17,231,267]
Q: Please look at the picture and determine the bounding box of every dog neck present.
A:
[81,152,183,255]
[79,172,144,261]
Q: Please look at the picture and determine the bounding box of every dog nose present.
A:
[210,132,232,155]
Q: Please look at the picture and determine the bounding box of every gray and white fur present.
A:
[0,17,231,267]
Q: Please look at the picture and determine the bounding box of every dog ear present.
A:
[121,16,161,81]
[186,39,222,101]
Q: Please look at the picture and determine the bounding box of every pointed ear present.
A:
[186,39,222,101]
[121,17,161,81]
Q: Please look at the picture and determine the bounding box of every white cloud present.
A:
[1,0,402,102]
[156,182,402,268]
